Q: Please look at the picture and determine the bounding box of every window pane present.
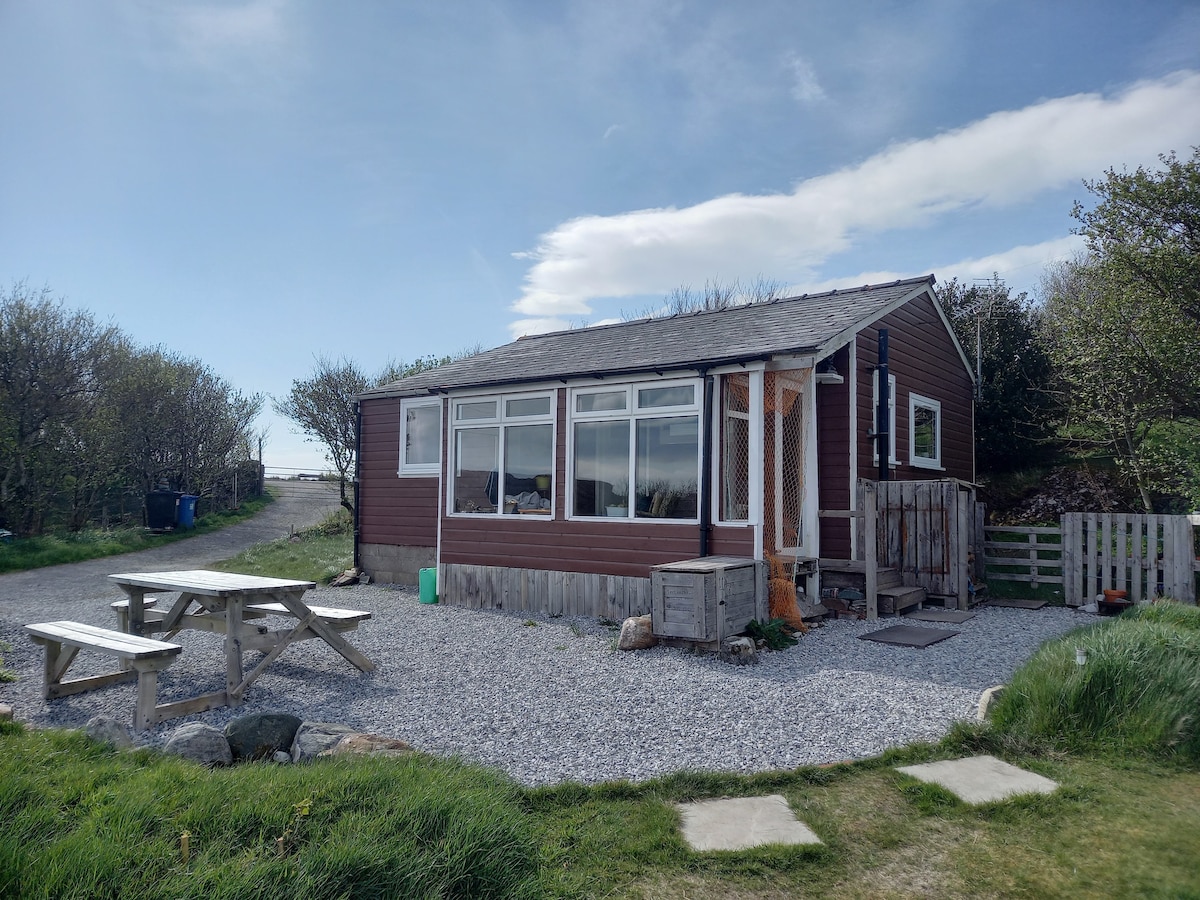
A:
[635,416,698,519]
[457,400,497,421]
[503,424,553,513]
[913,405,937,459]
[453,427,498,513]
[404,404,440,466]
[573,420,629,517]
[506,396,552,418]
[721,374,750,520]
[576,390,626,413]
[637,385,694,408]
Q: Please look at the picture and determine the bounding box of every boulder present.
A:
[291,721,357,762]
[272,750,292,764]
[720,636,758,665]
[164,723,232,767]
[225,712,303,761]
[317,733,413,758]
[617,615,656,651]
[85,716,133,749]
[0,703,13,722]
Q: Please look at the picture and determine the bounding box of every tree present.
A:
[1041,255,1200,511]
[937,276,1059,473]
[0,284,118,533]
[624,276,787,319]
[1073,148,1200,331]
[274,354,462,515]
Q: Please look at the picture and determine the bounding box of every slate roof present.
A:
[362,275,937,399]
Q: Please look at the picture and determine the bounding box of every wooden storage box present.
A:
[650,556,767,643]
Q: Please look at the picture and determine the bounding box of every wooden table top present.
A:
[108,569,317,595]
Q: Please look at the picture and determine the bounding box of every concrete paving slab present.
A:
[896,755,1059,804]
[677,794,822,851]
[858,624,959,648]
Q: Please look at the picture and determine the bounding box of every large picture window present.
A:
[450,392,554,515]
[399,398,442,476]
[570,380,700,520]
[909,393,942,469]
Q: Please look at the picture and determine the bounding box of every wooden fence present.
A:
[856,478,981,608]
[983,513,1198,606]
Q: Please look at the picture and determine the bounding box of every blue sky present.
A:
[3,1,1199,470]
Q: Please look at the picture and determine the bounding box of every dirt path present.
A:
[0,480,342,612]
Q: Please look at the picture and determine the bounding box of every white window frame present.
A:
[871,370,897,467]
[448,390,556,517]
[909,392,943,470]
[568,377,702,522]
[398,397,442,477]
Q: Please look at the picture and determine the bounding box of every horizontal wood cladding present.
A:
[440,563,652,619]
[440,518,753,578]
[855,296,973,483]
[817,344,853,558]
[358,397,438,547]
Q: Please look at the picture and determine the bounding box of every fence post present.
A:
[864,482,878,620]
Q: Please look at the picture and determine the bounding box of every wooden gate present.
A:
[1061,513,1197,605]
[856,479,982,609]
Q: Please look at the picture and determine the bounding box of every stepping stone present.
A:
[896,755,1059,804]
[677,794,822,851]
[858,624,959,648]
[904,609,976,624]
[986,598,1047,609]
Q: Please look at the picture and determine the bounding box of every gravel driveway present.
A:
[0,485,1091,786]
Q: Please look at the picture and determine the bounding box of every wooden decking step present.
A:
[878,585,926,615]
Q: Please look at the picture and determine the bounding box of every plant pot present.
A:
[1103,589,1128,602]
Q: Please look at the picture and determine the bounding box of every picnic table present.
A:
[107,569,374,722]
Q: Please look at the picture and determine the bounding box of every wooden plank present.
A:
[1085,512,1098,601]
[864,483,878,620]
[1061,514,1079,605]
[955,483,969,610]
[1129,514,1144,603]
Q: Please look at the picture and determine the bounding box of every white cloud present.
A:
[784,52,826,105]
[509,71,1200,331]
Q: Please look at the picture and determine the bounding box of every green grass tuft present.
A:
[989,601,1200,764]
[212,509,352,584]
[0,726,539,900]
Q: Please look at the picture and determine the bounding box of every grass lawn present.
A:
[2,720,1197,900]
[211,509,352,584]
[0,493,274,574]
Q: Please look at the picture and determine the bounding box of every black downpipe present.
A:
[353,399,362,570]
[877,329,890,482]
[699,369,714,557]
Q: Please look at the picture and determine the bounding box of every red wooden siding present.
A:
[854,295,974,484]
[358,397,439,547]
[816,343,853,558]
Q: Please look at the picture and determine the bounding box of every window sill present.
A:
[909,460,944,471]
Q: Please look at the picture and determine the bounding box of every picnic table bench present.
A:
[24,621,182,730]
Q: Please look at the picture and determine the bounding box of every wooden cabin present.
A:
[356,275,975,619]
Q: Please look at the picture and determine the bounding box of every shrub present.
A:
[989,602,1200,765]
[744,618,799,650]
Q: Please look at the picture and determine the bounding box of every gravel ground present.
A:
[1,574,1090,786]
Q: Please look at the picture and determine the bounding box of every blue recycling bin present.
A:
[176,495,199,529]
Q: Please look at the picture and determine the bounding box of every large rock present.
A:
[291,721,357,762]
[617,615,656,651]
[164,723,232,767]
[0,703,13,722]
[225,712,303,761]
[720,636,758,666]
[317,733,413,758]
[85,716,133,749]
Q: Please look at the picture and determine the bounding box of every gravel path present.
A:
[1,552,1089,785]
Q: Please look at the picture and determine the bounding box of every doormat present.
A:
[986,598,1047,610]
[858,625,960,648]
[903,609,976,624]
